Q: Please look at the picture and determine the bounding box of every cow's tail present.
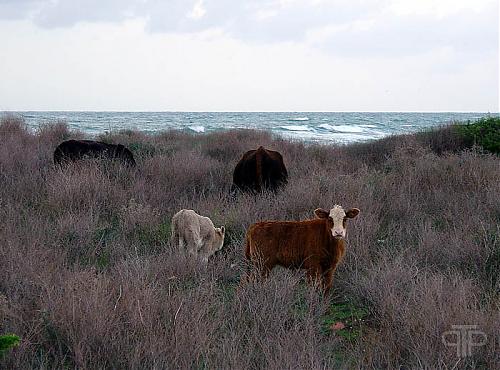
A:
[244,233,251,261]
[242,232,256,285]
[255,146,264,192]
[243,230,267,281]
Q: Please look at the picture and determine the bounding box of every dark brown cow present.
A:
[232,146,288,193]
[54,140,136,166]
[245,205,359,293]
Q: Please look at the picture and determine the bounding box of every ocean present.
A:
[7,111,495,144]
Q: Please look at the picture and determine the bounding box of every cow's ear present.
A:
[220,226,225,234]
[314,208,329,219]
[345,208,360,219]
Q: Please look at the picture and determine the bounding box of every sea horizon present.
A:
[4,110,497,144]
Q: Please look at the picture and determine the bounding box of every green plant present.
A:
[457,116,500,154]
[128,142,156,158]
[144,219,171,245]
[321,300,370,341]
[0,334,20,357]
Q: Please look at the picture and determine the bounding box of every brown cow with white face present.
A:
[245,205,359,293]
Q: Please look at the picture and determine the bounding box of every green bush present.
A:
[457,116,500,154]
[0,334,20,357]
[128,141,156,158]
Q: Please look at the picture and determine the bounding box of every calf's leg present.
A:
[186,238,203,258]
[306,266,322,290]
[322,266,338,295]
[261,259,277,277]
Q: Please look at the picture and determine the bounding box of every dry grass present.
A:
[0,115,498,369]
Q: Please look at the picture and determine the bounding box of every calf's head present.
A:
[212,226,225,252]
[314,205,359,239]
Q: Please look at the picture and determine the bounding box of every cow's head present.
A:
[116,144,136,167]
[314,205,359,239]
[213,226,225,252]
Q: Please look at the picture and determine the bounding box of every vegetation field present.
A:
[0,116,498,369]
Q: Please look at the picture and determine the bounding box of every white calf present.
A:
[171,209,225,263]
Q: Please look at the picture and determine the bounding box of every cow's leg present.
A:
[240,255,272,287]
[179,235,195,257]
[181,226,201,257]
[322,267,336,295]
[247,246,275,278]
[306,266,322,290]
[172,227,187,252]
[249,255,271,277]
[186,239,202,258]
[198,237,211,265]
[170,223,179,248]
[261,259,276,277]
[196,238,208,263]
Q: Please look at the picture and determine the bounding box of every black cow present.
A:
[54,140,136,166]
[232,146,288,193]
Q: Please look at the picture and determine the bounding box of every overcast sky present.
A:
[0,0,498,111]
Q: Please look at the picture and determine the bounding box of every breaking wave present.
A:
[189,125,205,133]
[280,125,312,131]
[318,124,364,133]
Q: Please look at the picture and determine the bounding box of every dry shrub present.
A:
[0,116,498,369]
[199,129,274,161]
[35,120,85,165]
[0,116,40,176]
[0,294,8,323]
[119,198,161,233]
[0,115,30,138]
[356,261,498,368]
[414,123,470,154]
[46,163,124,213]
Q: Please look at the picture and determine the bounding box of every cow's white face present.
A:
[214,226,225,251]
[314,205,359,239]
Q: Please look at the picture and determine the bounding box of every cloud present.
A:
[0,18,497,111]
[33,0,139,27]
[0,0,496,61]
[0,0,41,20]
[1,0,497,57]
[306,7,498,57]
[0,1,402,37]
